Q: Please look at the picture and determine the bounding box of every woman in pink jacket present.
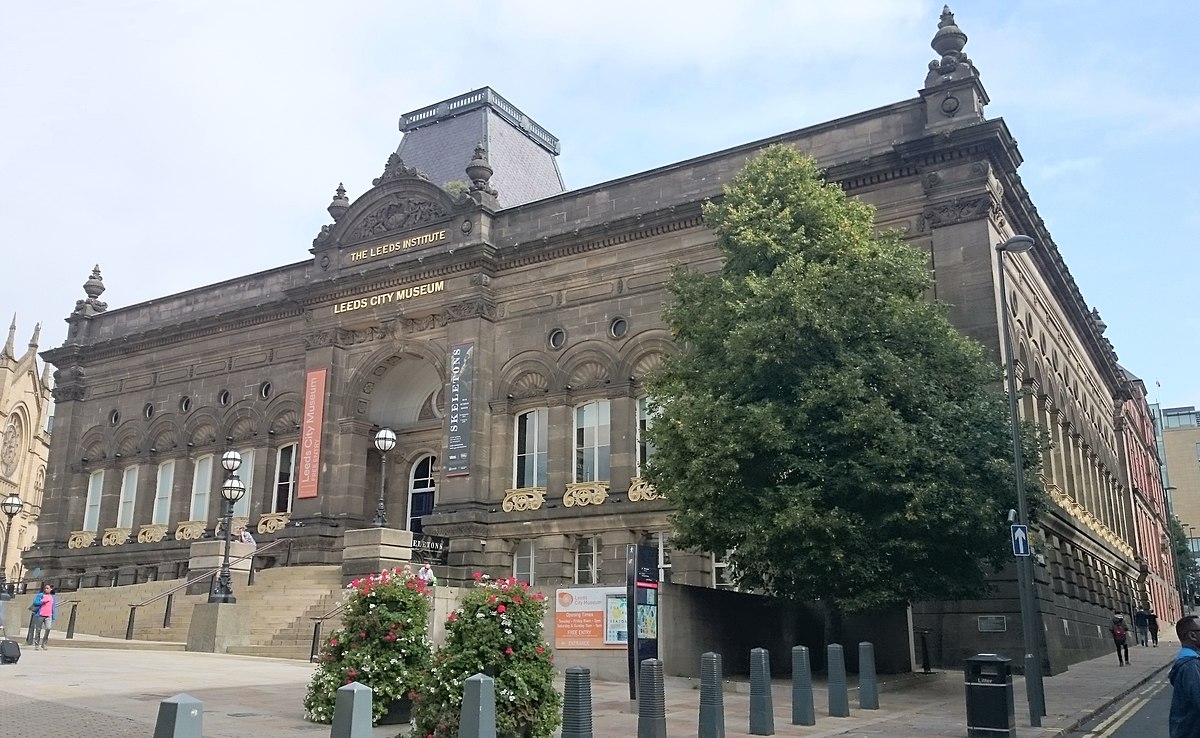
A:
[34,584,55,650]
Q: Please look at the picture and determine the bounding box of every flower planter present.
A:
[378,695,414,725]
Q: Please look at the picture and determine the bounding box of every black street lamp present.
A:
[0,493,24,600]
[373,428,397,527]
[995,234,1046,726]
[209,450,245,604]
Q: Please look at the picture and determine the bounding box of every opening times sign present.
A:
[445,342,474,476]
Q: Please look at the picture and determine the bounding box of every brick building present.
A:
[28,9,1169,670]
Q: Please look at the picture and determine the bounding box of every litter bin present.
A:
[964,654,1015,737]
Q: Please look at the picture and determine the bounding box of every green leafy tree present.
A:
[410,575,560,738]
[644,144,1044,614]
[1170,516,1200,606]
[303,568,433,724]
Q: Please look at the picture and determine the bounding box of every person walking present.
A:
[1152,611,1162,647]
[33,584,56,650]
[1111,614,1131,666]
[1135,607,1151,647]
[1170,614,1200,737]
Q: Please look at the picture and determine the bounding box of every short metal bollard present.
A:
[858,641,879,709]
[749,647,774,735]
[827,644,849,717]
[790,645,815,726]
[65,603,79,639]
[562,667,594,738]
[699,652,726,738]
[461,673,498,738]
[153,693,203,738]
[330,681,373,738]
[964,654,1015,738]
[637,658,667,738]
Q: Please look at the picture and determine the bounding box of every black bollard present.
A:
[637,658,667,738]
[698,652,725,738]
[65,603,79,639]
[25,610,37,645]
[749,647,774,735]
[918,629,933,674]
[827,644,849,717]
[563,667,594,738]
[858,642,879,709]
[790,646,815,726]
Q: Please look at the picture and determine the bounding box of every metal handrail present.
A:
[309,599,349,662]
[123,537,292,640]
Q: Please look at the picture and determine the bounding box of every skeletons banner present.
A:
[445,342,474,476]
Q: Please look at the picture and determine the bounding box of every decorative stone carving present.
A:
[101,527,132,546]
[925,6,977,85]
[563,481,609,508]
[136,524,169,543]
[258,512,290,534]
[444,299,497,323]
[1046,484,1133,559]
[403,313,447,334]
[348,195,446,242]
[68,530,97,549]
[917,196,999,232]
[372,153,427,186]
[503,488,546,512]
[627,478,661,502]
[304,325,393,349]
[175,520,208,541]
[312,224,334,247]
[216,516,250,538]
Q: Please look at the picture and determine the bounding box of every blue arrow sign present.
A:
[1011,524,1030,557]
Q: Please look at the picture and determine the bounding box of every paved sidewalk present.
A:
[0,634,1177,737]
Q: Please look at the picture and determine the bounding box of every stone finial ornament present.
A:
[466,144,497,197]
[327,183,350,221]
[373,152,428,186]
[926,6,978,83]
[3,315,14,357]
[72,264,109,316]
[29,322,40,350]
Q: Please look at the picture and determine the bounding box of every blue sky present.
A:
[2,1,1196,406]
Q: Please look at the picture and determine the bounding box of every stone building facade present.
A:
[0,318,53,585]
[1118,371,1177,623]
[28,9,1167,669]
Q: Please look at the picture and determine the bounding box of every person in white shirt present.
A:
[418,562,436,586]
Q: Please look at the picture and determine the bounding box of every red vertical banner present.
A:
[297,368,327,499]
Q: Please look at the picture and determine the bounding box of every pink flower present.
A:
[536,646,544,654]
[329,638,339,646]
[448,613,458,622]
[473,571,483,581]
[496,604,506,614]
[358,631,367,639]
[505,647,514,655]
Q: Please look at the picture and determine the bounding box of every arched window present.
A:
[514,409,548,488]
[408,455,437,533]
[116,465,139,528]
[1,413,23,478]
[190,454,213,521]
[83,470,104,532]
[636,396,656,473]
[152,461,174,525]
[272,444,297,514]
[574,400,610,482]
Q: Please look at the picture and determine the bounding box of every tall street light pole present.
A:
[0,493,24,600]
[209,450,245,604]
[373,428,397,528]
[996,234,1046,726]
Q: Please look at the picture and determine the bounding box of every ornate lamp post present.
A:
[373,428,397,527]
[0,493,23,600]
[209,450,245,604]
[995,234,1046,726]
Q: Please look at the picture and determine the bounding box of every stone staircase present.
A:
[8,565,347,659]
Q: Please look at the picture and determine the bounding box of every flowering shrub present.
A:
[410,574,561,738]
[303,568,433,724]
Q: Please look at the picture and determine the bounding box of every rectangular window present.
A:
[83,470,104,532]
[190,454,213,521]
[116,466,139,528]
[712,552,737,590]
[574,400,611,482]
[514,539,536,585]
[273,444,297,514]
[637,396,657,473]
[575,536,600,585]
[514,408,548,488]
[152,461,174,525]
[643,532,672,583]
[234,449,254,518]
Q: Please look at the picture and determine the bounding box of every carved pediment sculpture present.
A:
[347,194,449,243]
